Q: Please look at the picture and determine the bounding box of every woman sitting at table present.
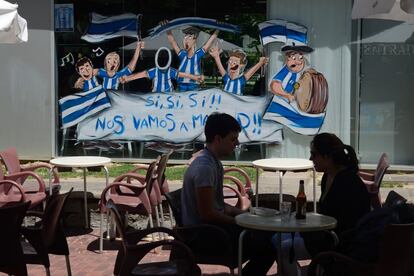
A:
[310,132,371,236]
[278,132,371,275]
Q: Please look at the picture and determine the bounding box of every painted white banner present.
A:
[77,88,283,143]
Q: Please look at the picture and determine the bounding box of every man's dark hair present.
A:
[204,113,241,143]
[182,26,200,38]
[75,57,93,73]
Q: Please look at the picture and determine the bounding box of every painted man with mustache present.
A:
[269,44,313,103]
[166,26,218,91]
[210,47,268,95]
[74,42,143,91]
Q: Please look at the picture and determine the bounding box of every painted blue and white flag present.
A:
[258,19,287,45]
[285,22,308,46]
[59,85,111,128]
[263,95,325,135]
[77,89,284,143]
[81,13,140,43]
[149,17,241,37]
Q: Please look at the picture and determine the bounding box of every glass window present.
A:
[357,19,414,165]
[54,0,266,160]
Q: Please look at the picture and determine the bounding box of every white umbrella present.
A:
[121,28,241,52]
[352,0,414,22]
[0,0,28,43]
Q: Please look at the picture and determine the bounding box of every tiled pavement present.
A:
[22,170,414,275]
[25,227,284,276]
[27,229,116,276]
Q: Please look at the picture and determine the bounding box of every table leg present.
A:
[313,168,317,213]
[255,167,259,207]
[238,229,248,276]
[103,166,109,187]
[48,166,54,197]
[99,211,104,253]
[83,168,88,228]
[279,171,283,211]
[99,166,109,253]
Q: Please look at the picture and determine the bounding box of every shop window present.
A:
[357,19,414,165]
[54,0,266,160]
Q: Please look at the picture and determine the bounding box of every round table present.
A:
[236,212,337,276]
[236,212,337,232]
[252,158,316,212]
[49,156,111,228]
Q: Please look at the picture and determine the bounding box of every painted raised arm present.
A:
[167,31,180,54]
[127,41,144,72]
[202,29,220,52]
[244,57,268,81]
[209,47,226,77]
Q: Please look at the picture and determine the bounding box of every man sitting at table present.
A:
[181,112,277,275]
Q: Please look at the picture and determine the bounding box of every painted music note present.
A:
[60,52,75,67]
[92,47,104,57]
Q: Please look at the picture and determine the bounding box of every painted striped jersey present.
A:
[147,67,178,93]
[177,48,205,84]
[272,65,300,93]
[97,66,131,90]
[223,74,246,95]
[82,76,100,91]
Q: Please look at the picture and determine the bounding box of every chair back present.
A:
[223,167,252,195]
[144,159,158,191]
[0,180,26,206]
[0,169,11,194]
[0,201,30,275]
[0,147,21,175]
[369,153,390,209]
[156,150,173,193]
[107,199,157,258]
[108,200,202,276]
[107,201,127,245]
[374,153,390,189]
[376,223,414,276]
[41,189,73,250]
[145,158,162,205]
[164,189,183,226]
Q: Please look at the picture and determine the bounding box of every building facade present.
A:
[0,0,413,167]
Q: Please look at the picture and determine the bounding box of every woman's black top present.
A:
[319,168,371,235]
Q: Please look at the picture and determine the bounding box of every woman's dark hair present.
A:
[204,113,241,143]
[311,132,359,172]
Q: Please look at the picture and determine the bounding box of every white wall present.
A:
[0,0,55,160]
[266,0,353,158]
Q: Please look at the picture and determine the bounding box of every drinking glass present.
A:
[280,201,292,222]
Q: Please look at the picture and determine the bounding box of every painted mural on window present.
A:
[260,20,329,135]
[56,2,328,160]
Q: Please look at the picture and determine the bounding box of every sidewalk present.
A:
[26,170,414,275]
[59,170,414,202]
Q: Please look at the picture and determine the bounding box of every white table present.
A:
[236,212,337,275]
[252,158,316,212]
[48,156,111,228]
